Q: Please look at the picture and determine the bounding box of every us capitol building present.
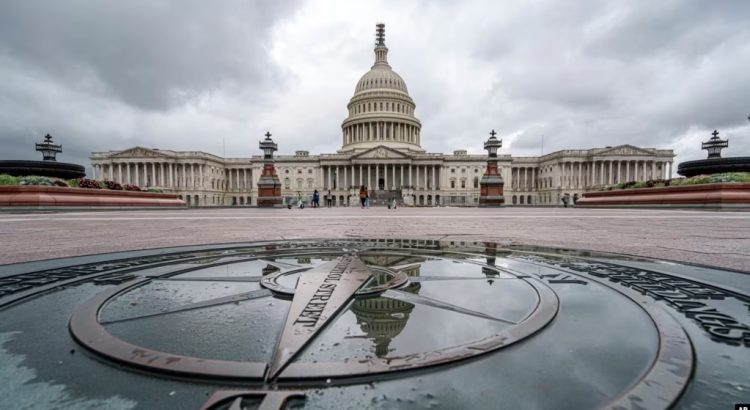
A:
[90,24,674,207]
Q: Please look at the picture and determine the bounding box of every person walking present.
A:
[326,190,333,208]
[365,186,370,208]
[359,185,366,208]
[312,190,320,208]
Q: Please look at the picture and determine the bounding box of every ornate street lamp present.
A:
[483,129,502,158]
[479,129,505,207]
[259,131,278,160]
[256,131,282,208]
[35,134,63,161]
[701,130,729,159]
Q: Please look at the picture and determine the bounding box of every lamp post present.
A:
[701,130,729,159]
[35,134,62,161]
[256,131,283,208]
[478,130,505,207]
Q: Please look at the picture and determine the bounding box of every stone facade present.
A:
[90,26,674,207]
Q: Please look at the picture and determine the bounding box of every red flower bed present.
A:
[78,178,101,189]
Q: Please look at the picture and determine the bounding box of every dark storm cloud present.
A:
[455,0,750,159]
[0,0,301,168]
[0,0,299,110]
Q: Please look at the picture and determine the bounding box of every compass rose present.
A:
[69,250,557,385]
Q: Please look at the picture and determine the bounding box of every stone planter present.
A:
[576,183,750,209]
[0,186,186,208]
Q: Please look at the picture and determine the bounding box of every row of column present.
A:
[511,160,674,191]
[225,168,253,191]
[511,167,538,191]
[320,164,439,190]
[343,122,420,145]
[92,162,237,191]
[567,159,672,188]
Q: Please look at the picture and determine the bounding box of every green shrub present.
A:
[610,172,750,190]
[19,175,56,186]
[67,178,80,187]
[0,174,19,185]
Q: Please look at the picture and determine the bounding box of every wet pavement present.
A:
[0,207,748,272]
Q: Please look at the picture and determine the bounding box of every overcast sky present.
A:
[1,0,748,175]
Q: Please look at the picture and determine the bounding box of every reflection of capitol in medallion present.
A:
[350,257,422,357]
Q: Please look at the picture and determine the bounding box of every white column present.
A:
[359,165,363,186]
[423,165,428,189]
[431,166,435,190]
[367,165,371,189]
[400,165,404,188]
[376,165,380,189]
[327,166,331,189]
[117,163,122,183]
[608,161,613,185]
[409,165,413,187]
[560,163,565,189]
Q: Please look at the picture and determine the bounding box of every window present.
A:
[450,180,455,188]
[461,180,466,188]
[297,179,303,189]
[284,178,290,189]
[473,177,479,188]
[308,169,313,174]
[307,179,314,188]
[285,169,289,174]
[451,169,455,173]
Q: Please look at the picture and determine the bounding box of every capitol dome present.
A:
[340,24,423,153]
[354,66,409,94]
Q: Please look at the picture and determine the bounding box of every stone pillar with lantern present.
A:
[479,130,505,207]
[256,131,283,208]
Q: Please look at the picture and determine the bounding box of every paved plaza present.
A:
[1,207,748,272]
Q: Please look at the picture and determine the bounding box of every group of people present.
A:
[308,189,333,208]
[293,186,397,209]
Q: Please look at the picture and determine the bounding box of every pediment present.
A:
[597,145,654,157]
[352,146,411,160]
[111,147,172,158]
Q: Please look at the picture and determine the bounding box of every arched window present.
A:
[307,178,314,188]
[284,178,290,189]
[450,179,455,189]
[297,178,303,189]
[461,179,466,189]
[512,195,517,205]
[473,177,479,188]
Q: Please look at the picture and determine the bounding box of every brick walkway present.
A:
[1,207,748,272]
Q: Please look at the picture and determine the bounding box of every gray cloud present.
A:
[0,0,748,174]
